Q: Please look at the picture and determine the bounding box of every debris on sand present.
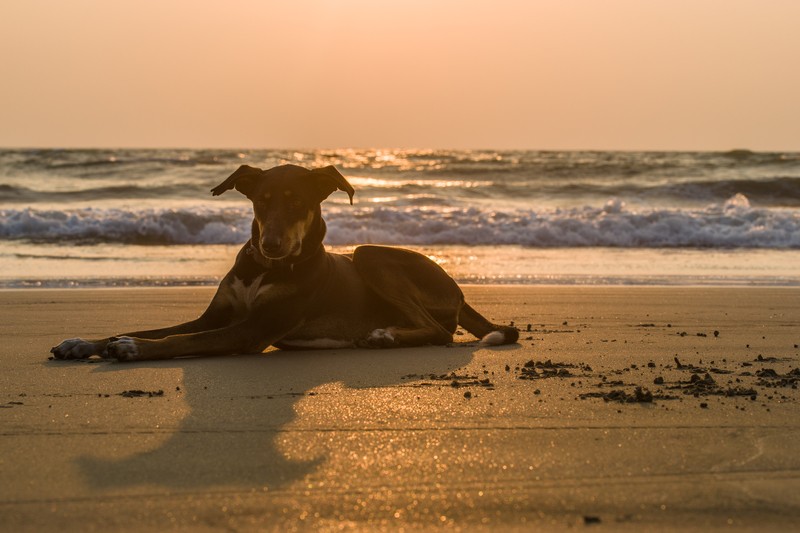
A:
[580,386,673,403]
[671,357,732,375]
[517,359,589,381]
[402,372,495,389]
[119,389,165,398]
[665,373,758,399]
[689,372,717,390]
[755,354,781,363]
[406,343,794,410]
[756,368,800,389]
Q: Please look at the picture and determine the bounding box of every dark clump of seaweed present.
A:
[580,386,676,403]
[756,367,800,389]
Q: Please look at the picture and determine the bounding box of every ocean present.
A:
[1,148,799,287]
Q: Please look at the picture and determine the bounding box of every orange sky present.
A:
[1,0,798,150]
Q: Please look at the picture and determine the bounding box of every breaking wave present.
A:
[2,195,798,249]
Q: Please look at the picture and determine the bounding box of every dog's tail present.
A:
[458,302,519,346]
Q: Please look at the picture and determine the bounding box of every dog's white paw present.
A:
[479,331,506,346]
[50,338,98,359]
[366,328,397,348]
[106,337,139,361]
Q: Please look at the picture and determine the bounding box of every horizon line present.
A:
[0,145,794,154]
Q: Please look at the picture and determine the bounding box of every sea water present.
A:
[1,149,799,287]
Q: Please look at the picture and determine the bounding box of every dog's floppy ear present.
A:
[210,165,263,197]
[309,165,355,205]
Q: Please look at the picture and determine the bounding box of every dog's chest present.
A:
[224,274,285,313]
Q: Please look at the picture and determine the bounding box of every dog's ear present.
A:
[210,165,263,197]
[309,165,355,205]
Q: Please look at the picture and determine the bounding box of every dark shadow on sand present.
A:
[72,345,477,491]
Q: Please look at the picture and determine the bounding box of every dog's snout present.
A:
[260,236,282,253]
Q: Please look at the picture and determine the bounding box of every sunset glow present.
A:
[1,1,798,150]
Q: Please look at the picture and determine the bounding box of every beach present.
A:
[2,285,799,531]
[4,0,800,528]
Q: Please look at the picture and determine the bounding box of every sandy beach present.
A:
[1,285,799,531]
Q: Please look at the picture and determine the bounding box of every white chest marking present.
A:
[228,274,273,311]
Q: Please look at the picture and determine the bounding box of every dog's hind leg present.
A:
[457,302,519,346]
[353,245,519,347]
[362,315,453,348]
[353,246,464,347]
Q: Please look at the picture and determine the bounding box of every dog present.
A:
[50,164,519,361]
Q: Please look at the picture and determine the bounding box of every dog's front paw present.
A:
[50,338,99,359]
[105,337,140,362]
[365,328,397,348]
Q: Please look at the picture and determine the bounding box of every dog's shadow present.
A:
[76,345,477,491]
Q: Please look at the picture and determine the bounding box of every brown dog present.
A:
[50,164,519,361]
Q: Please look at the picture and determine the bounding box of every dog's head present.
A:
[211,164,354,260]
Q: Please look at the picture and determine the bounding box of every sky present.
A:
[1,0,798,151]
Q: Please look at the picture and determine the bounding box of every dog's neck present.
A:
[247,217,326,272]
[245,240,324,271]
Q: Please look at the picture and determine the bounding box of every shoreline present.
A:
[2,244,799,290]
[3,279,800,290]
[2,286,799,531]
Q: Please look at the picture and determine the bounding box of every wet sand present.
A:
[1,286,799,531]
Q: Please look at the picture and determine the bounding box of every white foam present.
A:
[322,197,800,249]
[0,206,250,245]
[1,195,799,249]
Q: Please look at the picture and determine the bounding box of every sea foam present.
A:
[2,195,798,249]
